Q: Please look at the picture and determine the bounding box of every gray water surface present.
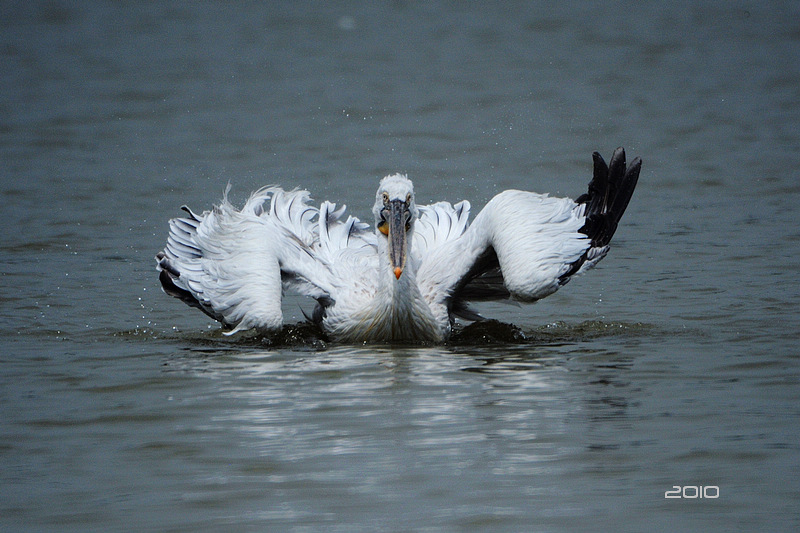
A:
[2,2,799,531]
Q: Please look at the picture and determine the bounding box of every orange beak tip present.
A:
[393,267,403,280]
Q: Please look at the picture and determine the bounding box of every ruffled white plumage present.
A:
[157,148,641,342]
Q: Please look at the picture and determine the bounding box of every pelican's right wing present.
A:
[418,148,641,314]
[156,187,339,334]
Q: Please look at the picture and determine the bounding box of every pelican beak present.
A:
[387,199,408,279]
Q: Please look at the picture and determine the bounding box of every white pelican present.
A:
[157,148,641,343]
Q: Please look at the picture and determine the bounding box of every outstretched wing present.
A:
[418,147,641,315]
[156,186,367,334]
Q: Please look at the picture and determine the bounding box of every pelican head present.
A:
[373,174,418,280]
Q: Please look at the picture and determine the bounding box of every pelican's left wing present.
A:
[417,148,641,314]
[156,187,335,334]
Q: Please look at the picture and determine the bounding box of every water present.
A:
[2,1,799,531]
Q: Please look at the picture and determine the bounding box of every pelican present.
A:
[156,147,641,343]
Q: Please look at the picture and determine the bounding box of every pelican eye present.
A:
[382,192,389,205]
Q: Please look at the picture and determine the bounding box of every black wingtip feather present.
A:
[610,156,641,224]
[156,252,182,278]
[576,151,610,214]
[559,148,641,285]
[578,147,641,247]
[156,254,229,325]
[158,268,197,307]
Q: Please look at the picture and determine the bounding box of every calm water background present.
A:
[2,1,799,531]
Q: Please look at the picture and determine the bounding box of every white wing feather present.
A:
[414,190,599,310]
[412,200,471,259]
[157,187,372,334]
[413,201,473,305]
[469,190,595,301]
